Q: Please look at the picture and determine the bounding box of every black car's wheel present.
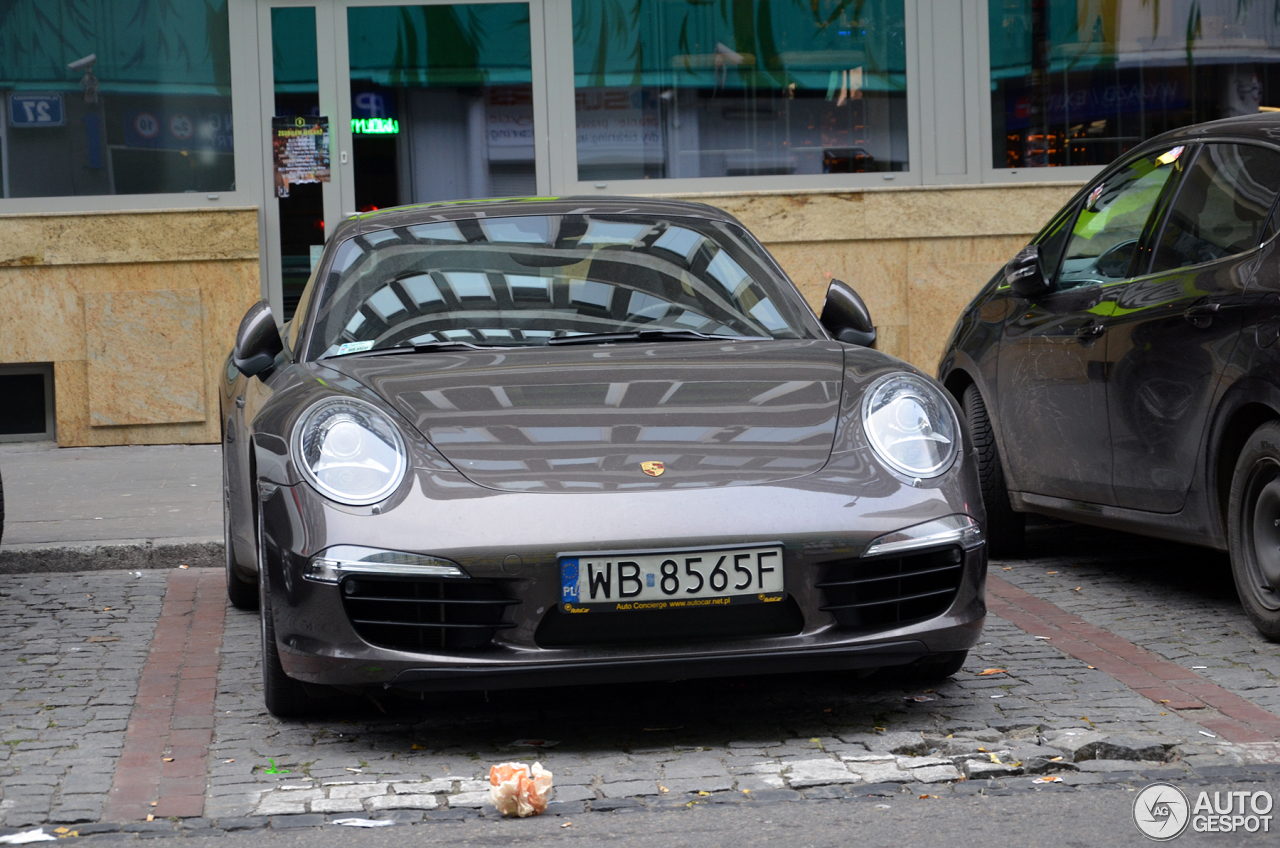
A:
[961,384,1024,557]
[224,477,258,610]
[1227,422,1280,641]
[910,650,968,681]
[258,506,314,718]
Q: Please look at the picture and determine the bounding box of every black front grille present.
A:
[816,546,964,631]
[340,576,518,651]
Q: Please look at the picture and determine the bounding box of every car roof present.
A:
[330,196,747,243]
[1148,111,1280,146]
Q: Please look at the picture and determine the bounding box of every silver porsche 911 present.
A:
[220,197,987,717]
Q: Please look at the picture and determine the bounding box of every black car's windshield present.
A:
[306,213,821,359]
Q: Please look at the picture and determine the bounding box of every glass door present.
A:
[259,0,549,320]
[333,0,550,219]
[258,1,345,321]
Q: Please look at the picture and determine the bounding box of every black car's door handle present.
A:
[1075,323,1106,339]
[1184,302,1220,328]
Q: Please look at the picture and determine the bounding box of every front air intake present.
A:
[816,546,964,630]
[340,576,518,651]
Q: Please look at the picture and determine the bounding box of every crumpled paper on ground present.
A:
[489,761,553,817]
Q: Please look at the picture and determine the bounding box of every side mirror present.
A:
[1006,245,1052,299]
[820,279,877,347]
[233,300,284,378]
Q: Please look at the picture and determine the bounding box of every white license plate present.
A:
[559,545,785,613]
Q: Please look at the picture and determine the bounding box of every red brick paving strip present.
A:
[988,574,1280,744]
[104,568,226,821]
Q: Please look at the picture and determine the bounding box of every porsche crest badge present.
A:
[640,461,666,477]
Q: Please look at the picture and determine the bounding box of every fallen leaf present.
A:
[410,744,426,750]
[146,815,154,822]
[874,726,886,732]
[977,668,1007,676]
[658,785,669,794]
[742,789,751,794]
[697,791,710,797]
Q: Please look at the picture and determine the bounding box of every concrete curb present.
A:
[0,537,222,573]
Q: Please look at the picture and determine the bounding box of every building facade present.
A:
[0,0,1273,445]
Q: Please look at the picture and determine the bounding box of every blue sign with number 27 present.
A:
[9,94,65,127]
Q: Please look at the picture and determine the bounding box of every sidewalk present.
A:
[0,441,223,572]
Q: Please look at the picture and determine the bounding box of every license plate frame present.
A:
[558,543,786,613]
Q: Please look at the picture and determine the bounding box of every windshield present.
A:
[305,213,821,359]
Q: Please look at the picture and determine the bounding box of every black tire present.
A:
[224,476,258,610]
[1227,421,1280,641]
[961,384,1025,557]
[911,650,968,681]
[258,507,314,718]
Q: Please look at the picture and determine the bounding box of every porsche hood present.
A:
[320,340,848,492]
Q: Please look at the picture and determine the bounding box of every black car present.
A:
[222,196,988,717]
[939,113,1280,641]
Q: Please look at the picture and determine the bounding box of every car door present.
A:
[1104,142,1280,513]
[996,146,1186,505]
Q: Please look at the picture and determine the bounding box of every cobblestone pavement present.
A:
[3,524,1280,840]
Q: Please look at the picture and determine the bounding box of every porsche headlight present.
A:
[293,398,407,505]
[861,373,958,479]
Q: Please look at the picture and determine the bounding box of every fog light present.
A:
[863,514,983,558]
[305,545,468,583]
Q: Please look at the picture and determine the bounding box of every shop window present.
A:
[0,0,234,198]
[570,0,908,181]
[990,0,1280,170]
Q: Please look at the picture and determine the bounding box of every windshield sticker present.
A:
[1086,184,1105,210]
[1156,145,1185,166]
[336,340,374,355]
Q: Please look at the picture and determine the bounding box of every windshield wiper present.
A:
[324,339,507,359]
[546,329,767,346]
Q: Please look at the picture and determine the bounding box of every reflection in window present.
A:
[991,0,1280,169]
[1151,143,1280,274]
[0,0,234,198]
[310,214,820,357]
[1058,149,1181,287]
[346,4,534,210]
[571,0,908,181]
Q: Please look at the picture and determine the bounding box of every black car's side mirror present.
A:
[1006,245,1052,299]
[820,279,877,347]
[233,300,284,379]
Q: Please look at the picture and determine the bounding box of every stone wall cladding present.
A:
[0,208,260,447]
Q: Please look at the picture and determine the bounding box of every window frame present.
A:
[1039,144,1192,289]
[0,0,265,214]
